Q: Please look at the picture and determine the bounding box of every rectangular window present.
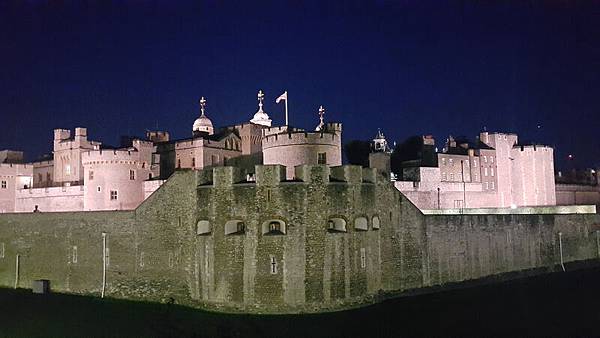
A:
[442,172,447,181]
[211,155,218,165]
[129,170,135,180]
[72,246,78,264]
[450,173,454,181]
[89,170,94,180]
[442,158,446,166]
[317,152,327,165]
[484,156,487,163]
[491,182,495,190]
[1,181,6,189]
[360,248,366,268]
[177,158,181,168]
[491,156,494,163]
[97,186,101,192]
[484,168,488,176]
[191,157,196,168]
[110,190,118,200]
[474,159,478,167]
[270,256,278,274]
[449,158,454,165]
[485,182,489,190]
[491,168,495,177]
[65,164,71,175]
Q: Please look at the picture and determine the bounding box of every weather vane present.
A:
[199,96,207,116]
[319,105,325,123]
[257,90,265,112]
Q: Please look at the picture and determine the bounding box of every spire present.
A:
[250,89,272,127]
[315,105,325,131]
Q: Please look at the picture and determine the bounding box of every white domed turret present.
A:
[373,129,389,152]
[250,90,272,127]
[193,97,214,135]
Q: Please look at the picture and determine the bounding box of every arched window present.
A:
[261,219,286,235]
[354,217,368,231]
[372,216,380,230]
[197,220,211,235]
[225,220,245,235]
[327,218,347,233]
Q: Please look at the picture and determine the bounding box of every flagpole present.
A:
[284,91,289,126]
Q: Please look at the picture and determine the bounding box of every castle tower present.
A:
[192,97,214,136]
[250,90,272,127]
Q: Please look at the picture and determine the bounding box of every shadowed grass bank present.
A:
[1,265,600,338]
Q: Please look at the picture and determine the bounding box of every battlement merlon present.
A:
[197,164,384,188]
[81,149,144,164]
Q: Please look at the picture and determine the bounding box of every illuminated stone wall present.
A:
[0,166,598,314]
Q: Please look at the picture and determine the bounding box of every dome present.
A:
[250,110,272,127]
[193,114,214,135]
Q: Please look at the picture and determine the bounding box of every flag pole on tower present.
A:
[276,91,288,125]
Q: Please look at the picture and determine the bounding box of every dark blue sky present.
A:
[1,1,599,169]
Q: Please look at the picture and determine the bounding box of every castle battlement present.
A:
[199,164,379,188]
[261,131,340,148]
[81,149,144,165]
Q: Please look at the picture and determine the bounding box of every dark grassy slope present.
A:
[1,266,600,338]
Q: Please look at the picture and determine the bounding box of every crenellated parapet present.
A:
[81,149,147,166]
[199,164,381,188]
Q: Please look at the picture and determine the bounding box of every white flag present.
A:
[275,91,287,104]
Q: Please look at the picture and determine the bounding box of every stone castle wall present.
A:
[0,165,598,314]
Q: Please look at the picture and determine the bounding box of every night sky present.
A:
[1,1,599,170]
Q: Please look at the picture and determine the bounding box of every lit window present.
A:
[484,156,487,163]
[89,171,94,180]
[110,190,118,200]
[1,181,6,189]
[484,168,488,176]
[317,152,327,165]
[129,170,135,180]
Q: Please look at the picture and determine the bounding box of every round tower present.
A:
[262,122,342,179]
[82,149,151,211]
